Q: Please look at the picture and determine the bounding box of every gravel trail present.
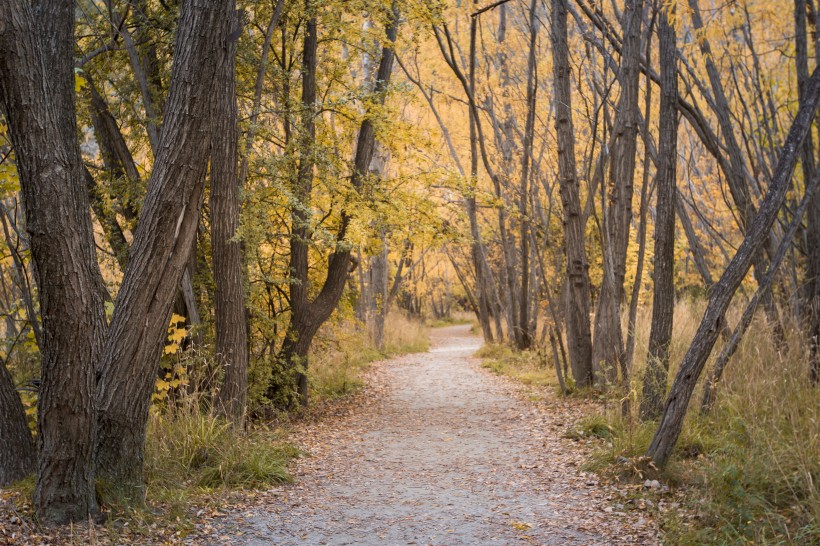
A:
[206,324,657,545]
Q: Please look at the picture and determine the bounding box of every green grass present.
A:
[476,343,559,391]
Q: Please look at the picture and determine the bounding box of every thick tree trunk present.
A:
[647,66,820,468]
[592,0,644,387]
[0,358,35,486]
[0,1,109,524]
[640,5,678,421]
[212,8,249,426]
[95,0,232,495]
[551,0,593,387]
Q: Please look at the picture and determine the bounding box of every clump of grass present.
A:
[476,344,559,390]
[140,398,297,522]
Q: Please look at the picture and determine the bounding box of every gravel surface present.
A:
[203,325,658,545]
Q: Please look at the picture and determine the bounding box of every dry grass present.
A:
[310,312,429,402]
[474,299,820,543]
[594,299,820,544]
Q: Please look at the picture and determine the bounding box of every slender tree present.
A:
[592,0,644,387]
[647,66,820,468]
[551,0,593,387]
[640,3,679,421]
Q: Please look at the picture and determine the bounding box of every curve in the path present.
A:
[209,324,655,545]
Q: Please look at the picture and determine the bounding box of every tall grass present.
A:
[594,300,820,544]
[473,299,820,543]
[309,312,429,401]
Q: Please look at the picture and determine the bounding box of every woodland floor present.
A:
[191,324,659,545]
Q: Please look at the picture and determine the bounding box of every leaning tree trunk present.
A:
[212,8,249,426]
[551,0,594,387]
[647,66,820,468]
[592,0,644,388]
[0,358,35,486]
[95,0,233,496]
[0,1,109,524]
[640,4,679,421]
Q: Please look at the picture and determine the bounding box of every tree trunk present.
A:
[592,0,644,387]
[640,5,678,421]
[0,1,109,524]
[516,0,538,351]
[796,0,820,382]
[551,0,593,387]
[95,0,232,495]
[212,8,249,426]
[270,4,401,407]
[701,167,820,412]
[0,358,35,486]
[647,66,820,468]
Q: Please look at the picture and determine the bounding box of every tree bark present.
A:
[640,5,678,421]
[796,0,820,382]
[0,1,109,524]
[0,357,35,486]
[551,0,593,387]
[701,165,820,412]
[647,66,820,468]
[95,0,232,495]
[212,8,249,426]
[517,0,538,351]
[592,0,644,387]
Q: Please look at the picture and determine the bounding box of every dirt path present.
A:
[203,325,657,545]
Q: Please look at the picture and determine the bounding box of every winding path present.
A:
[206,325,657,545]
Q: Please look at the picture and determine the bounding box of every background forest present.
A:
[1,0,820,542]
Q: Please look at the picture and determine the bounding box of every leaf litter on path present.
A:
[191,325,659,545]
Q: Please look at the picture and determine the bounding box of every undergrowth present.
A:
[309,312,429,402]
[477,300,820,544]
[476,343,559,393]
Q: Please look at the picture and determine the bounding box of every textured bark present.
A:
[370,232,389,352]
[95,0,232,493]
[516,0,538,351]
[647,66,820,468]
[592,0,644,387]
[797,0,820,382]
[0,358,35,486]
[551,0,593,387]
[640,6,678,421]
[212,8,249,426]
[0,1,108,524]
